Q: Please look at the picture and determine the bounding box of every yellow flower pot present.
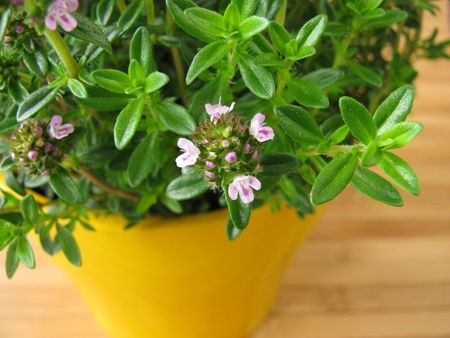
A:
[50,205,321,338]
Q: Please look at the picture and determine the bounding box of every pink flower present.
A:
[205,170,215,178]
[176,138,200,168]
[27,151,38,160]
[206,161,215,168]
[205,98,235,124]
[249,113,274,142]
[228,175,262,204]
[48,115,74,140]
[45,0,79,32]
[224,151,237,163]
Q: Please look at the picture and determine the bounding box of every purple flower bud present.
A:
[206,161,215,168]
[252,150,259,161]
[15,26,24,34]
[27,150,38,160]
[35,127,43,136]
[244,144,251,154]
[205,170,215,178]
[19,157,24,163]
[53,147,61,156]
[4,35,11,42]
[225,151,237,163]
[42,170,49,176]
[11,0,24,4]
[221,140,230,148]
[29,17,39,25]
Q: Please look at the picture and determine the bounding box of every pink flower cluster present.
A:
[175,101,274,204]
[45,0,79,32]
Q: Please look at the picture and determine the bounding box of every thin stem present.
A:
[44,29,78,78]
[299,145,357,157]
[116,0,126,13]
[275,60,294,97]
[77,167,140,202]
[146,0,155,25]
[167,12,188,106]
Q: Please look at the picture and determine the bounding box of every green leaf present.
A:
[311,151,358,205]
[238,58,275,99]
[144,71,169,93]
[23,48,48,78]
[166,170,209,200]
[166,0,215,43]
[286,46,316,61]
[17,86,58,121]
[0,8,11,43]
[96,0,115,25]
[225,217,242,240]
[16,235,35,269]
[67,78,88,98]
[363,10,407,30]
[348,61,382,87]
[49,167,83,204]
[117,0,145,33]
[260,153,300,175]
[57,224,81,266]
[6,240,19,279]
[296,14,327,48]
[303,68,344,89]
[186,40,228,85]
[184,8,225,37]
[224,4,241,31]
[287,78,329,109]
[339,97,377,145]
[8,80,29,104]
[361,141,382,167]
[68,12,112,53]
[224,189,251,230]
[379,152,420,196]
[328,125,349,145]
[0,220,13,251]
[157,101,196,135]
[92,69,131,94]
[5,172,24,196]
[114,97,145,149]
[269,21,291,55]
[231,0,259,19]
[20,195,39,225]
[279,176,314,215]
[127,133,160,187]
[130,27,156,76]
[377,122,423,149]
[239,16,269,39]
[275,105,324,145]
[77,86,132,111]
[374,85,415,135]
[350,166,403,206]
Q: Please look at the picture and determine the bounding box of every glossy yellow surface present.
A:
[52,205,320,338]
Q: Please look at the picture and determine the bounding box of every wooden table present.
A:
[1,4,449,338]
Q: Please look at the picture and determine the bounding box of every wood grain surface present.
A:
[1,3,449,338]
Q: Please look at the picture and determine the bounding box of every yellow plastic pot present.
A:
[50,205,321,338]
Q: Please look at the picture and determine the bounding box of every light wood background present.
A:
[1,3,449,338]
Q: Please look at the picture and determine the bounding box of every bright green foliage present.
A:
[0,0,445,277]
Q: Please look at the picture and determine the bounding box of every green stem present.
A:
[24,0,37,15]
[116,0,126,13]
[332,19,359,68]
[145,0,155,25]
[299,145,358,157]
[167,12,187,106]
[44,29,78,78]
[275,60,294,97]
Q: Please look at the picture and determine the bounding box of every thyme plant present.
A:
[0,0,448,278]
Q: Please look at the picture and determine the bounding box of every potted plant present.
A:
[0,1,448,337]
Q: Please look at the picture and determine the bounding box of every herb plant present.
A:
[0,0,448,278]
